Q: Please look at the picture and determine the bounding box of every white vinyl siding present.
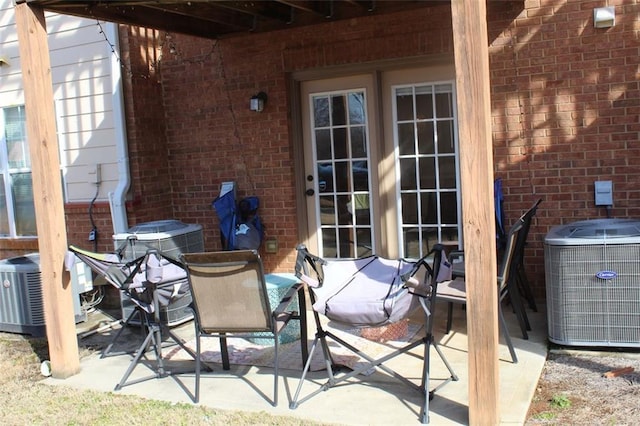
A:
[0,0,121,206]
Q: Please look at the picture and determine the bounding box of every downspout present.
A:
[106,22,130,233]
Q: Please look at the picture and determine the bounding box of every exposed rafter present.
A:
[24,0,443,39]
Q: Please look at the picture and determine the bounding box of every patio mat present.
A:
[165,320,424,375]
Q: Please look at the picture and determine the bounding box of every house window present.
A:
[0,106,37,237]
[394,83,459,258]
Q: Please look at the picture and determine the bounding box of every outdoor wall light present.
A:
[250,92,267,112]
[593,6,615,29]
[0,56,9,67]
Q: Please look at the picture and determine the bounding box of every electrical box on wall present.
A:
[594,180,613,206]
[88,163,101,184]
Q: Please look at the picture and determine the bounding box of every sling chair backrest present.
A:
[67,245,189,313]
[181,250,272,334]
[294,245,449,328]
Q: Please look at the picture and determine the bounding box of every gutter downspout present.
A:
[106,22,130,233]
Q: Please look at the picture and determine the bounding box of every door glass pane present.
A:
[333,128,348,159]
[311,90,373,258]
[420,192,437,224]
[397,123,415,156]
[319,195,335,225]
[437,120,455,154]
[331,95,347,126]
[314,97,330,127]
[315,129,332,160]
[348,93,365,124]
[350,126,367,157]
[421,228,437,254]
[401,193,418,224]
[435,85,453,118]
[337,194,351,226]
[441,191,459,225]
[415,86,434,119]
[338,227,353,257]
[419,157,436,189]
[356,228,372,257]
[335,162,349,192]
[353,161,369,191]
[318,163,333,192]
[322,229,337,257]
[394,82,459,257]
[442,226,459,243]
[400,158,416,190]
[439,157,456,189]
[395,87,413,121]
[417,122,434,155]
[352,194,370,225]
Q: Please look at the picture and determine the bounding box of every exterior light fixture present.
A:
[593,6,615,29]
[250,92,267,112]
[0,56,9,66]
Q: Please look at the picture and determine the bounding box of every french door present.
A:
[301,75,376,258]
[301,67,460,259]
[393,82,460,259]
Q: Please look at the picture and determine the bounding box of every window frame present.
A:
[0,105,37,238]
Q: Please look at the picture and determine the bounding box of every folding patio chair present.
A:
[494,178,508,251]
[512,198,543,313]
[446,199,542,341]
[66,243,196,390]
[180,250,308,406]
[291,244,457,424]
[436,220,525,363]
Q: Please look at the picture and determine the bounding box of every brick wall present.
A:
[118,25,174,228]
[65,202,114,253]
[152,4,458,273]
[490,0,640,296]
[119,0,639,296]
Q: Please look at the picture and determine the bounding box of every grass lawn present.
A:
[0,333,328,425]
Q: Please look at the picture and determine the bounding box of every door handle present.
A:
[305,188,315,196]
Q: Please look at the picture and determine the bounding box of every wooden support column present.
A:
[15,2,79,378]
[450,1,499,424]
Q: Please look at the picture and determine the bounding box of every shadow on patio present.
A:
[49,300,548,425]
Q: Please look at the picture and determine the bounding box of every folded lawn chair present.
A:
[291,244,457,424]
[66,242,196,390]
[513,198,543,313]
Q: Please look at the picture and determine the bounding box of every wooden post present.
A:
[450,1,499,424]
[15,2,80,378]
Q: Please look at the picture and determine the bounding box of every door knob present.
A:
[305,188,315,196]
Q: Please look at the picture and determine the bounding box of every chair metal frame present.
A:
[512,198,543,314]
[181,250,308,406]
[438,220,525,363]
[290,244,457,424]
[67,244,197,390]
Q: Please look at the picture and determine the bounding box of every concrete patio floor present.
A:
[46,300,548,425]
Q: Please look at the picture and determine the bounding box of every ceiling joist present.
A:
[24,0,438,39]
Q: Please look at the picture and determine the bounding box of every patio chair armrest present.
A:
[449,250,464,262]
[273,282,304,315]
